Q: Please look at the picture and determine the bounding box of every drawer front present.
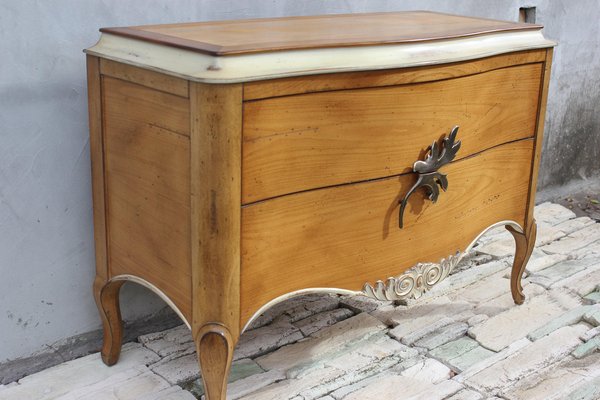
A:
[240,140,533,325]
[242,63,542,203]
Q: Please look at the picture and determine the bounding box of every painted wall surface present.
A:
[1,0,598,364]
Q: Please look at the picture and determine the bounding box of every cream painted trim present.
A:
[242,288,358,333]
[465,220,522,253]
[241,220,523,333]
[109,274,191,330]
[85,31,555,84]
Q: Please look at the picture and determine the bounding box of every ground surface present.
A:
[556,189,600,221]
[1,202,599,400]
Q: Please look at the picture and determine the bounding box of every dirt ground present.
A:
[555,189,600,221]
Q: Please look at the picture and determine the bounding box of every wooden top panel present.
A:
[101,11,541,56]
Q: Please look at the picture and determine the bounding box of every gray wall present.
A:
[1,0,598,366]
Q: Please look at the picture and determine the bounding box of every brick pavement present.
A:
[1,202,599,400]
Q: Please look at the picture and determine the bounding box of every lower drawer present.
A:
[240,139,533,324]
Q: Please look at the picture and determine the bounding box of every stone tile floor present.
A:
[1,202,600,400]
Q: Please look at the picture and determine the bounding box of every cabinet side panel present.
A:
[87,55,109,281]
[102,76,192,319]
[526,48,554,228]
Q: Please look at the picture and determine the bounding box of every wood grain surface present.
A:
[242,63,542,203]
[86,56,109,281]
[190,82,242,400]
[195,324,235,400]
[101,11,541,56]
[507,221,537,305]
[93,278,126,366]
[100,58,189,97]
[525,48,553,231]
[190,82,242,339]
[240,139,534,326]
[243,50,546,100]
[102,76,192,319]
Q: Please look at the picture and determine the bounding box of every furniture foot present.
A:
[93,277,126,366]
[506,221,537,305]
[195,323,235,400]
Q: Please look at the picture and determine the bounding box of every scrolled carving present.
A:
[362,252,461,301]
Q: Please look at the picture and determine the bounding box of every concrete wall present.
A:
[1,0,598,368]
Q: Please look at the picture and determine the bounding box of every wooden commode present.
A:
[85,11,555,399]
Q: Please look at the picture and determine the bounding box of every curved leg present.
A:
[93,277,126,366]
[506,220,537,305]
[195,323,235,400]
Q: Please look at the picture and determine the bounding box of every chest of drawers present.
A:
[85,11,554,399]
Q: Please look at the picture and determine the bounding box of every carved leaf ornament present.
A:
[399,126,461,228]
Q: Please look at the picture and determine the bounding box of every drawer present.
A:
[242,63,542,203]
[240,139,533,325]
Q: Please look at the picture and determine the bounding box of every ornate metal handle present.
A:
[399,126,461,228]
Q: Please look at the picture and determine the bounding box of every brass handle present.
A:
[399,126,461,228]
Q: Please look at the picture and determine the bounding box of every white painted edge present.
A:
[85,30,556,83]
[109,274,191,330]
[240,219,523,333]
[242,288,358,333]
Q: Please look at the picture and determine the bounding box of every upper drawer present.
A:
[242,62,542,203]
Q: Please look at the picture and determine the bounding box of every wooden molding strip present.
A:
[86,55,109,281]
[85,30,555,84]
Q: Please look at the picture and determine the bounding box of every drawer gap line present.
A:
[242,136,534,207]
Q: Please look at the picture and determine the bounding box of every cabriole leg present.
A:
[93,277,126,366]
[506,221,537,305]
[194,323,236,400]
